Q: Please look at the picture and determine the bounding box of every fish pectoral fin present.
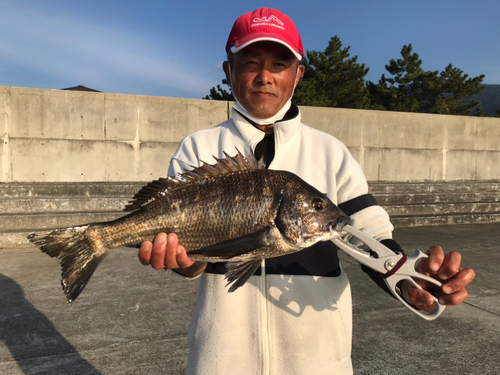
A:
[225,259,263,292]
[188,228,272,258]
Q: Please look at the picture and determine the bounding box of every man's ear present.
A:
[222,61,231,87]
[295,64,305,88]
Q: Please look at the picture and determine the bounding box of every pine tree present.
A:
[203,79,234,101]
[367,44,485,115]
[433,64,484,115]
[293,36,371,109]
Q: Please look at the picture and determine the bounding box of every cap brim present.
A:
[230,36,303,61]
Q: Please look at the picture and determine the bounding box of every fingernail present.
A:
[155,233,166,245]
[430,262,439,272]
[167,234,175,245]
[439,298,447,305]
[442,285,453,294]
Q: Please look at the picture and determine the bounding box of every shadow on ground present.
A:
[0,274,100,374]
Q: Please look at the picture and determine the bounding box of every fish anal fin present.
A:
[225,259,263,292]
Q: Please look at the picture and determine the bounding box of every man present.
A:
[139,8,475,374]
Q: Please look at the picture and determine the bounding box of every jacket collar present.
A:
[231,104,302,149]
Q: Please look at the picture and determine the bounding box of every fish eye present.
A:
[311,198,325,211]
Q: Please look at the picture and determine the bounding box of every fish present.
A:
[27,149,351,302]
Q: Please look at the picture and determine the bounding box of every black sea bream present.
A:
[28,150,350,302]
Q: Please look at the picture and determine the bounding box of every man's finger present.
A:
[437,251,462,280]
[150,232,167,269]
[402,281,435,312]
[441,267,476,295]
[438,287,470,306]
[176,245,195,268]
[402,281,434,312]
[164,233,180,269]
[423,245,445,273]
[139,241,153,265]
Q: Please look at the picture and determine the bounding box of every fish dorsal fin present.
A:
[124,148,263,211]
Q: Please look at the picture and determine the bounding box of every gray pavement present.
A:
[0,223,498,375]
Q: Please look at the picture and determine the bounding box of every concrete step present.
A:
[1,180,500,248]
[0,229,35,248]
[383,202,500,217]
[369,180,500,195]
[0,211,127,231]
[390,212,500,228]
[3,185,498,214]
[375,192,500,205]
[0,182,143,247]
[0,182,144,198]
[0,197,129,214]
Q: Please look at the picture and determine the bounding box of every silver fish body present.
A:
[28,150,350,302]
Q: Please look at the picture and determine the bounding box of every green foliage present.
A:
[293,36,371,109]
[204,40,489,118]
[367,44,485,115]
[203,79,234,101]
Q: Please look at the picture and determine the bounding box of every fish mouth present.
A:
[332,215,352,233]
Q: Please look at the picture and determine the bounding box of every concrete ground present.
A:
[0,223,498,375]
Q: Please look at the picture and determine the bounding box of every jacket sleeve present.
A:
[332,142,408,297]
[334,141,394,241]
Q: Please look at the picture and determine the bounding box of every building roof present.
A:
[60,85,102,92]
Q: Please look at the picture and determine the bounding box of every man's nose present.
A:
[255,67,272,85]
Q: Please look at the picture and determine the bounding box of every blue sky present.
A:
[1,0,498,99]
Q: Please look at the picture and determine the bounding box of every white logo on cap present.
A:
[252,15,285,30]
[253,15,284,25]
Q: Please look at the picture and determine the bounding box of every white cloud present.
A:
[0,3,218,97]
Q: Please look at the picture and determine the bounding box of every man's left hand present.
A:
[402,245,476,313]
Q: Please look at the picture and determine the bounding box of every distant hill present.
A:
[469,84,500,116]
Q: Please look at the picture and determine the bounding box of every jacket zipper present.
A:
[260,259,270,375]
[256,133,275,374]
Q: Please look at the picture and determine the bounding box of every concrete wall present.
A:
[2,86,500,183]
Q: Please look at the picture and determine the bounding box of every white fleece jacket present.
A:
[168,106,393,375]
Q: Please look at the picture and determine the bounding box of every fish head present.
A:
[276,178,351,247]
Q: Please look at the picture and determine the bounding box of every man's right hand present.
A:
[139,232,207,277]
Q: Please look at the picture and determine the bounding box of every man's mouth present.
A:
[254,91,275,97]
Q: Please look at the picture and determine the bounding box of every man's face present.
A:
[223,41,305,119]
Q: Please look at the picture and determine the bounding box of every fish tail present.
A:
[27,224,106,303]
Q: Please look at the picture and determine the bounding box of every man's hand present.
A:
[402,245,475,313]
[138,233,207,277]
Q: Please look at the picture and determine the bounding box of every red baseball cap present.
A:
[226,8,304,61]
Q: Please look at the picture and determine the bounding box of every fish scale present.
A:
[28,149,350,302]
